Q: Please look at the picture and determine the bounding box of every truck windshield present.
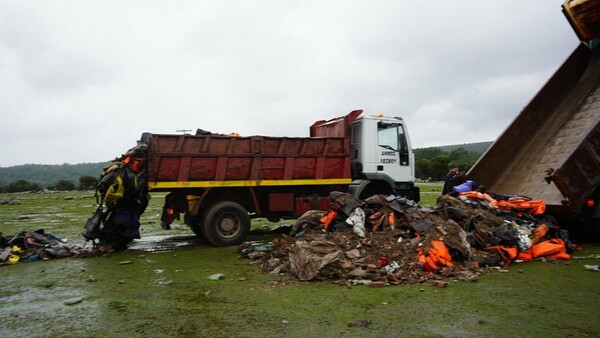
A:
[378,122,409,165]
[378,122,406,152]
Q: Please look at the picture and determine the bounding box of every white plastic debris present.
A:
[584,265,600,272]
[350,279,372,285]
[383,261,400,275]
[208,273,225,280]
[346,207,366,238]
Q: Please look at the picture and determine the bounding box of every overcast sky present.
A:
[0,1,579,167]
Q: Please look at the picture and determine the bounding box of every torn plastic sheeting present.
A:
[346,207,366,238]
[290,210,326,235]
[383,261,400,275]
[515,222,533,251]
[288,240,344,281]
[431,220,471,259]
[208,273,225,280]
[329,191,364,216]
[412,219,434,234]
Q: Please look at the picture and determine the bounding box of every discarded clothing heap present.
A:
[1,229,116,266]
[239,191,577,285]
[0,229,71,265]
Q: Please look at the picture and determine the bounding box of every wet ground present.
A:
[1,191,600,337]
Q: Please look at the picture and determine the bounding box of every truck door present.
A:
[376,121,412,182]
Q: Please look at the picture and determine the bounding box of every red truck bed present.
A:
[146,134,352,190]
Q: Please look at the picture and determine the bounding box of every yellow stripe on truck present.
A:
[148,178,353,190]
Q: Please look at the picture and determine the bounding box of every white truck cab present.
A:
[349,114,419,201]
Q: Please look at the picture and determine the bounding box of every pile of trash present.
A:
[239,191,578,286]
[0,229,72,265]
[0,229,114,266]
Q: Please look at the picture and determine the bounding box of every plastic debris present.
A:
[64,297,84,306]
[346,207,366,238]
[584,265,600,272]
[383,261,400,275]
[350,279,372,285]
[208,273,225,280]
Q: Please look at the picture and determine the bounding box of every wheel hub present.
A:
[220,218,236,232]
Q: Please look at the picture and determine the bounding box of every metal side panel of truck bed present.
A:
[467,43,600,212]
[146,133,352,191]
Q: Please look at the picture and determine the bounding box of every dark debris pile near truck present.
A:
[238,191,578,286]
[0,229,113,266]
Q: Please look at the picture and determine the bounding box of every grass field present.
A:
[1,187,599,337]
[417,182,443,205]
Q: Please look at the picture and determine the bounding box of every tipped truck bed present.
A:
[467,44,600,214]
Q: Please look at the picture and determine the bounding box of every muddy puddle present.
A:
[128,234,199,252]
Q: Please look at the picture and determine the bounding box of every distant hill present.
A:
[420,141,492,154]
[412,141,492,180]
[0,162,109,189]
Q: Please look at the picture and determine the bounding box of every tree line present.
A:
[1,175,99,193]
[0,162,107,193]
[414,146,485,181]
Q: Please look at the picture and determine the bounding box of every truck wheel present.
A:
[185,212,203,238]
[190,223,203,237]
[583,218,600,242]
[201,202,250,246]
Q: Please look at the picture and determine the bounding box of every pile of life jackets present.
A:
[458,192,546,216]
[417,240,454,272]
[396,190,573,272]
[454,190,576,269]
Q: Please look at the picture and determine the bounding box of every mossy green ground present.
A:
[1,189,599,337]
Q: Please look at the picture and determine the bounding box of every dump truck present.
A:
[144,110,419,245]
[467,0,600,239]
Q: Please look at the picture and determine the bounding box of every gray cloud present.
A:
[0,0,580,166]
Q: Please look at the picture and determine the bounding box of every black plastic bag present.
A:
[81,207,103,240]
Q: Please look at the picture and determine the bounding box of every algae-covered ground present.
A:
[1,189,599,337]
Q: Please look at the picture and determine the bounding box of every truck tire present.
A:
[201,201,250,246]
[184,212,203,238]
[583,217,600,242]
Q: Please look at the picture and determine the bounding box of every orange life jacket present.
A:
[547,250,571,260]
[517,250,533,262]
[370,211,385,231]
[417,240,454,271]
[388,213,395,228]
[320,210,338,231]
[487,245,518,261]
[459,191,498,208]
[531,238,567,258]
[530,223,549,245]
[497,198,546,215]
